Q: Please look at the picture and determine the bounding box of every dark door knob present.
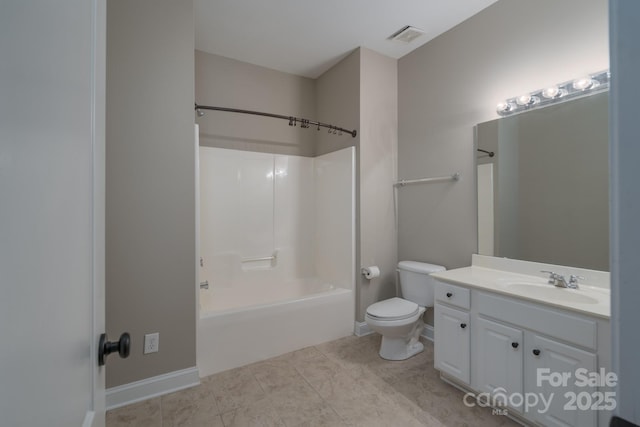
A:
[532,349,541,356]
[460,323,467,329]
[511,342,519,349]
[98,332,131,366]
[446,292,453,298]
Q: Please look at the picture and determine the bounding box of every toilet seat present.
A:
[366,297,419,321]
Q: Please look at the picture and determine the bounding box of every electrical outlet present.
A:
[144,332,159,354]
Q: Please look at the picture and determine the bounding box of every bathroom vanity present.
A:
[431,255,611,427]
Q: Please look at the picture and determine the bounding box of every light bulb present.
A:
[572,77,594,91]
[542,86,560,99]
[496,102,512,114]
[515,94,539,107]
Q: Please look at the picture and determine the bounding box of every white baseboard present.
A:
[421,323,434,342]
[354,321,373,336]
[106,366,200,410]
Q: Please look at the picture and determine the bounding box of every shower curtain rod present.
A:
[194,104,357,138]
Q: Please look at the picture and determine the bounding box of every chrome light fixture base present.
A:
[496,70,609,116]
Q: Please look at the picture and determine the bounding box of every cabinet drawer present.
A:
[476,291,597,350]
[435,281,470,310]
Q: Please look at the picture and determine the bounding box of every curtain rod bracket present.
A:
[477,148,495,157]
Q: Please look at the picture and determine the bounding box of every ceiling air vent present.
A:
[389,26,425,43]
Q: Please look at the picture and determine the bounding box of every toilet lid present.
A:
[366,297,419,321]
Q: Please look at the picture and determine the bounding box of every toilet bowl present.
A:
[365,261,445,361]
[365,297,426,360]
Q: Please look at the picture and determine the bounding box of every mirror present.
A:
[475,92,609,271]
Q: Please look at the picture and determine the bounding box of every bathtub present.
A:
[197,278,354,377]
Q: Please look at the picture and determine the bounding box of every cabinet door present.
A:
[434,304,470,384]
[475,317,524,411]
[525,333,597,427]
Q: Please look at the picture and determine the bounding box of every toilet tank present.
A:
[397,261,446,307]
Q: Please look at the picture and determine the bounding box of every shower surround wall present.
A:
[199,147,354,295]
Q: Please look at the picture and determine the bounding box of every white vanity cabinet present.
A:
[433,279,611,427]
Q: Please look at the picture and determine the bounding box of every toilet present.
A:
[365,261,445,361]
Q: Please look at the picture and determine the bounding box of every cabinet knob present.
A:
[446,292,453,298]
[511,342,519,349]
[532,349,541,356]
[460,323,467,329]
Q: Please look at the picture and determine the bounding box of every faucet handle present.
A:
[541,270,557,284]
[569,275,584,285]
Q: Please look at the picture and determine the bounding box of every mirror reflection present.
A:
[475,92,609,271]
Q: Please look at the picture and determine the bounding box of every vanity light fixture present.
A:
[496,69,609,116]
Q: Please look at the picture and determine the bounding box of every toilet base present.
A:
[378,337,424,361]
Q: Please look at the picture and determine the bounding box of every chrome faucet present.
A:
[541,271,583,289]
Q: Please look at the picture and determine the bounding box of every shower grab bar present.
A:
[241,251,278,263]
[394,173,460,187]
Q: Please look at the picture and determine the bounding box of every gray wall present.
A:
[195,50,317,156]
[106,0,196,388]
[316,49,361,157]
[316,48,399,321]
[398,0,609,272]
[358,49,398,321]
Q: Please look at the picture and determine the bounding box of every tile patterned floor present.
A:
[106,334,519,427]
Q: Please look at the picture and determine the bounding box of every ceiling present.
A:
[194,0,499,79]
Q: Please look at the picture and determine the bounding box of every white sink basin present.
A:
[505,283,600,305]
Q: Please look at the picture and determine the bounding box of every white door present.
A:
[0,1,106,426]
[474,316,523,411]
[434,304,470,384]
[525,333,597,427]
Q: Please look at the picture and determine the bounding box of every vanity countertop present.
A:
[431,258,610,319]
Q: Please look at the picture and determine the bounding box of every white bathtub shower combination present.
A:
[197,146,355,376]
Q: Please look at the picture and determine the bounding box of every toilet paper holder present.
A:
[361,266,380,280]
